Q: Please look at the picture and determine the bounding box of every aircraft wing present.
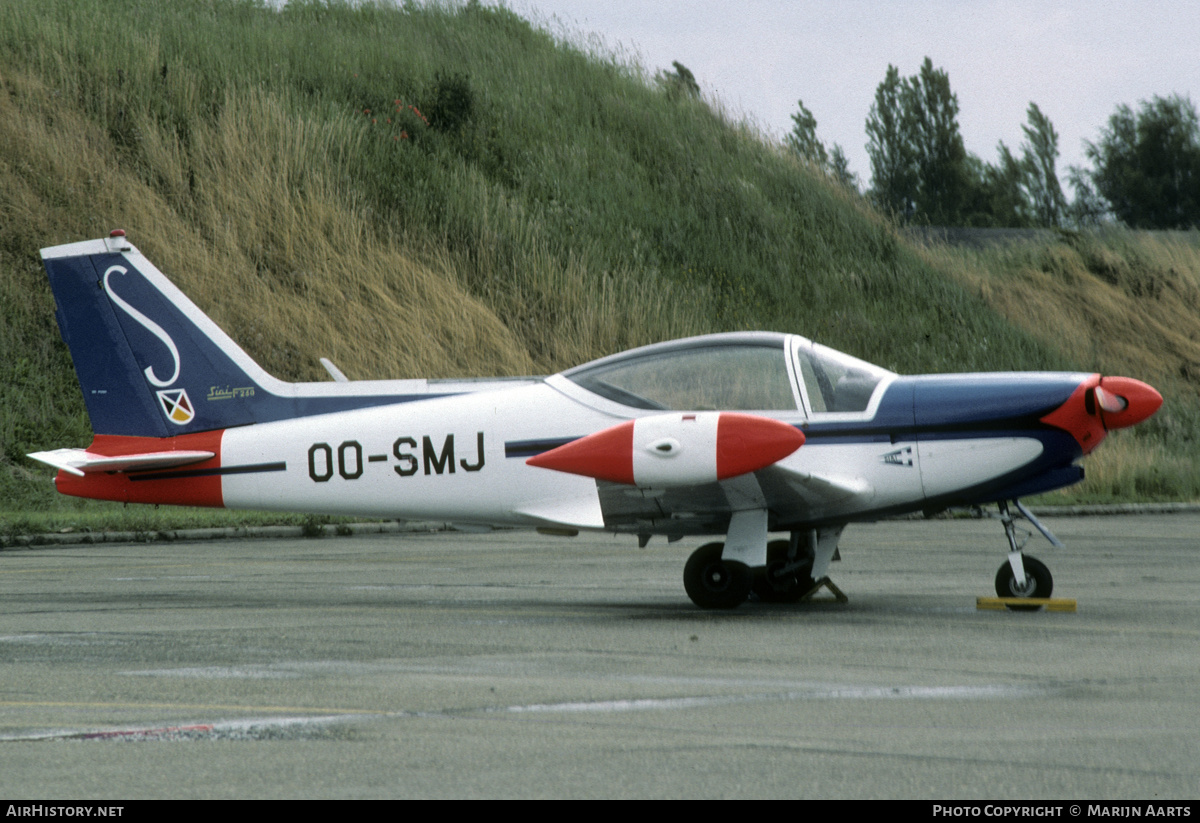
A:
[592,465,875,535]
[762,464,874,505]
[27,448,215,477]
[524,411,876,531]
[514,492,606,530]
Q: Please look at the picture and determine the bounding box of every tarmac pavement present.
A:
[1,514,1197,798]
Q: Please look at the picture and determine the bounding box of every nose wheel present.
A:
[995,554,1053,609]
[991,500,1059,610]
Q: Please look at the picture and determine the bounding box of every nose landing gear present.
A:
[990,500,1060,610]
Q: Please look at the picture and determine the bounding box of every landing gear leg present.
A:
[752,526,845,604]
[993,500,1056,610]
[752,537,817,603]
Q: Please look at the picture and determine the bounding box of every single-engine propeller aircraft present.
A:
[30,231,1163,609]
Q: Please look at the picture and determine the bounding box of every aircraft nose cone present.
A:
[1098,376,1163,430]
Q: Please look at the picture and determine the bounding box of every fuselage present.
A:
[54,332,1126,535]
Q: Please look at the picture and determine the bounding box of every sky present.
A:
[498,0,1200,194]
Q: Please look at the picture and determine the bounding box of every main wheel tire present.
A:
[753,539,817,603]
[994,555,1053,610]
[684,542,752,609]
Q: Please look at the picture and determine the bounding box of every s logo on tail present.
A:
[104,264,183,389]
[40,232,435,438]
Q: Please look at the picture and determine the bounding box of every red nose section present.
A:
[1096,376,1163,430]
[1041,375,1162,455]
[526,421,636,484]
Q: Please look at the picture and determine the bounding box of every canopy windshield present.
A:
[564,335,797,411]
[794,341,892,413]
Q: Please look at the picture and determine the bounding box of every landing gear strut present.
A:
[752,538,817,603]
[990,500,1059,610]
[683,525,843,609]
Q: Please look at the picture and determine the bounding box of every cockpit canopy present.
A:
[563,332,894,415]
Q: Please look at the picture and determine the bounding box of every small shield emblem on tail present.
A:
[156,388,195,425]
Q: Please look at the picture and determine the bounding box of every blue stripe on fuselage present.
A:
[800,375,1088,501]
[910,373,1087,430]
[802,373,1087,442]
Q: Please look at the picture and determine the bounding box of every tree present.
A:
[1065,165,1111,227]
[970,103,1065,228]
[909,57,969,224]
[659,60,701,101]
[828,144,858,191]
[1020,102,1067,227]
[786,100,858,190]
[866,64,918,218]
[785,99,827,166]
[865,59,968,223]
[867,72,1067,228]
[975,142,1032,227]
[1080,94,1200,229]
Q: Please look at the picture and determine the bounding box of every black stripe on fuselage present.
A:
[128,462,287,482]
[505,438,577,459]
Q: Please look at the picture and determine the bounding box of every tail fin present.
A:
[41,232,276,436]
[41,231,426,438]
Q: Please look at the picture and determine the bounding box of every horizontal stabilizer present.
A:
[514,493,606,530]
[320,357,349,383]
[27,448,215,477]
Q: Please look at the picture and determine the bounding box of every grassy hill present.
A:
[2,0,1197,528]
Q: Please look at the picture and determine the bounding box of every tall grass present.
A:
[1,0,1197,519]
[0,0,1054,370]
[919,229,1200,501]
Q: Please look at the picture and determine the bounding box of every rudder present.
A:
[42,232,268,437]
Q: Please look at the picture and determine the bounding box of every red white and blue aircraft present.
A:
[30,231,1163,609]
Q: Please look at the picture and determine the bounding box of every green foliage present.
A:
[959,103,1067,229]
[1020,102,1067,227]
[866,62,1066,229]
[909,58,970,224]
[785,99,827,166]
[1080,94,1200,229]
[866,58,969,223]
[426,71,474,135]
[658,61,700,101]
[866,65,918,219]
[301,513,333,538]
[973,144,1032,227]
[827,144,858,191]
[785,100,856,190]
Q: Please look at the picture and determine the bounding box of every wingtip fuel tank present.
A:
[526,412,805,486]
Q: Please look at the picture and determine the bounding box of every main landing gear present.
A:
[753,539,818,604]
[683,542,753,609]
[682,524,841,610]
[989,500,1061,610]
